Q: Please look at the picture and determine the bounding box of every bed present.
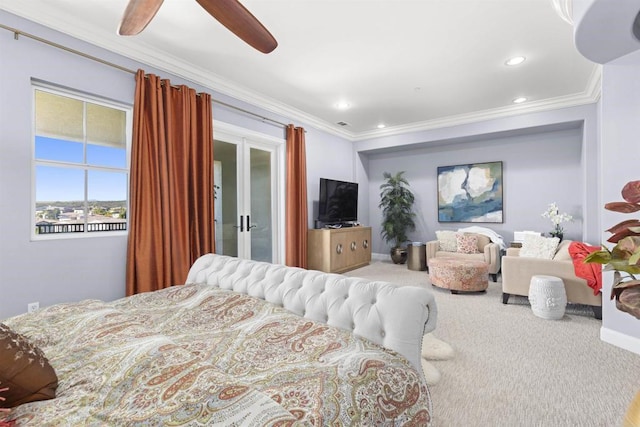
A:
[1,254,437,426]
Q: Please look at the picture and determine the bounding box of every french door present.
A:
[213,123,284,263]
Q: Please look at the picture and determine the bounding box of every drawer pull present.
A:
[336,243,343,254]
[350,241,357,251]
[363,239,369,249]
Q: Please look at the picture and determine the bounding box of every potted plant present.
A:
[379,171,416,264]
[541,202,573,241]
[584,180,640,319]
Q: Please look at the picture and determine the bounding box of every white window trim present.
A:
[31,82,133,241]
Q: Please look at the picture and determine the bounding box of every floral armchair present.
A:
[426,231,502,282]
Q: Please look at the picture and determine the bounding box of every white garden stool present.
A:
[528,275,567,320]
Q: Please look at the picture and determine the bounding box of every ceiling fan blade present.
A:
[118,0,165,36]
[195,0,278,54]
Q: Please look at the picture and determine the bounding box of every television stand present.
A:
[307,226,371,273]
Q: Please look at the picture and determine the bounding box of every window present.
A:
[33,86,131,239]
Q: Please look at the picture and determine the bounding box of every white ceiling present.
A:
[0,0,599,140]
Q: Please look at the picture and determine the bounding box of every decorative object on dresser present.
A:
[307,226,371,273]
[379,171,416,264]
[426,229,502,282]
[501,238,602,319]
[584,180,640,320]
[437,161,503,223]
[1,254,436,425]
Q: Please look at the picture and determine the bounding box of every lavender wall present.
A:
[364,127,585,255]
[599,49,640,352]
[0,11,354,318]
[355,104,600,255]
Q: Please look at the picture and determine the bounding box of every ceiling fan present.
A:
[118,0,278,54]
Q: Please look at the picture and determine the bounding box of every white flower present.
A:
[541,203,573,226]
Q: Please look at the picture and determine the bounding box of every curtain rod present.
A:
[1,23,289,129]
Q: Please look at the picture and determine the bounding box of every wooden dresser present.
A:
[307,227,372,273]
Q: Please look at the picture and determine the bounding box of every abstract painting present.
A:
[437,161,503,223]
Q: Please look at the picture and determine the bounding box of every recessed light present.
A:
[377,124,386,129]
[335,102,351,110]
[505,56,526,66]
[513,97,528,104]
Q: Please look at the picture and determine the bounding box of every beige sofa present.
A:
[426,232,502,282]
[501,240,602,319]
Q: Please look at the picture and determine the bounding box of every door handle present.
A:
[247,215,257,231]
[233,215,244,232]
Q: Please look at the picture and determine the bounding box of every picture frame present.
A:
[437,161,503,223]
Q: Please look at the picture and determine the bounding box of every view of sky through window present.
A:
[35,136,127,202]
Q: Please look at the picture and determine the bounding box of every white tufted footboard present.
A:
[185,254,437,373]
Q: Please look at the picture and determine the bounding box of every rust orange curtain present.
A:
[126,70,215,295]
[285,125,308,268]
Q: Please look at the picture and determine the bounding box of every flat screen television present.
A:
[318,178,358,224]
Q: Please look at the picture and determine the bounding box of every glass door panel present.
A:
[214,137,278,263]
[248,147,272,262]
[213,140,238,257]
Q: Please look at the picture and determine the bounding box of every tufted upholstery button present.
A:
[185,253,437,374]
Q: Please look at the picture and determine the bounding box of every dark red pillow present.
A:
[0,323,58,408]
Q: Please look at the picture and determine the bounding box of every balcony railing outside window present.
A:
[36,222,127,235]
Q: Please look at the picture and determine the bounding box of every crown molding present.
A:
[1,4,601,143]
[0,4,354,138]
[352,65,602,141]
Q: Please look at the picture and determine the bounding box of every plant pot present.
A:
[550,232,563,242]
[390,247,408,264]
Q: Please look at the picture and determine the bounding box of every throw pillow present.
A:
[436,230,458,252]
[0,323,58,408]
[520,235,560,259]
[471,234,491,252]
[456,233,479,254]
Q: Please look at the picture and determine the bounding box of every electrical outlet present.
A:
[27,302,39,313]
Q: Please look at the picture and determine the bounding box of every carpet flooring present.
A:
[344,260,640,427]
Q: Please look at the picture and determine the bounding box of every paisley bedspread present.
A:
[3,284,431,426]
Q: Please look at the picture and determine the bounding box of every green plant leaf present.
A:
[379,171,416,247]
[584,250,611,265]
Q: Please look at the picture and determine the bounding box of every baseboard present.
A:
[600,326,640,356]
[372,252,388,261]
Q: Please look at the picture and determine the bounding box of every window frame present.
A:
[31,83,132,241]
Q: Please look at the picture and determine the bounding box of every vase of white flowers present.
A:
[541,202,573,241]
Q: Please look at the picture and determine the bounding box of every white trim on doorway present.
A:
[214,121,286,264]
